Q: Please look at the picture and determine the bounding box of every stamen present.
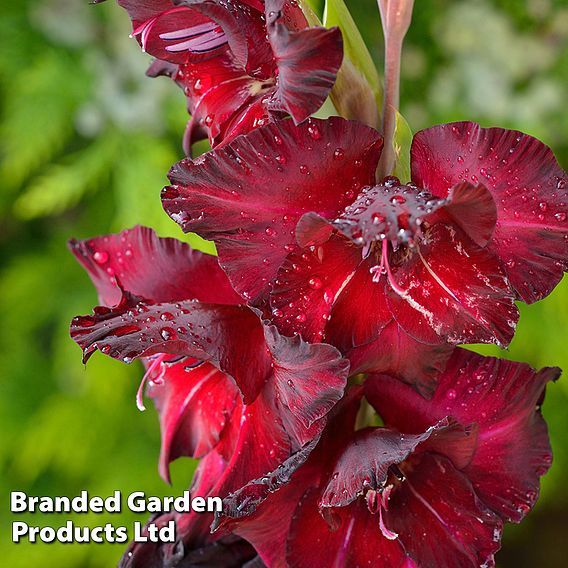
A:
[378,487,399,540]
[165,29,227,54]
[136,354,167,411]
[382,239,407,296]
[370,239,387,283]
[159,22,219,40]
[131,7,228,55]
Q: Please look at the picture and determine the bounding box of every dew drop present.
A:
[308,277,323,290]
[93,251,109,264]
[372,212,386,225]
[390,194,406,205]
[307,124,321,140]
[333,148,345,160]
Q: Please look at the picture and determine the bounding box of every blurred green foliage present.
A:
[1,0,567,566]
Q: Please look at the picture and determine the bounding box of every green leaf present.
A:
[13,130,120,219]
[299,0,324,23]
[324,0,380,96]
[323,0,381,126]
[0,50,92,191]
[392,111,413,182]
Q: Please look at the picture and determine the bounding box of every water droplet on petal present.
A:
[94,251,109,264]
[308,277,323,290]
[333,148,345,160]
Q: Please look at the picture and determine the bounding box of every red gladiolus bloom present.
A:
[112,0,343,152]
[69,226,348,493]
[163,117,568,393]
[215,349,558,568]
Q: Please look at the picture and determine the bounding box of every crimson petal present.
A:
[217,386,363,537]
[266,328,349,445]
[270,236,362,341]
[320,418,460,509]
[412,121,568,303]
[147,360,239,481]
[385,454,502,568]
[266,1,343,123]
[441,181,498,248]
[175,51,270,146]
[386,224,518,347]
[71,300,271,404]
[164,117,382,302]
[118,1,229,64]
[179,0,271,72]
[287,492,414,568]
[367,348,559,522]
[69,225,241,307]
[346,320,454,397]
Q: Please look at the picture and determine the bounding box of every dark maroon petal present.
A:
[71,300,271,404]
[69,225,241,307]
[295,212,334,248]
[386,224,518,347]
[176,52,261,141]
[218,435,321,527]
[212,335,347,502]
[120,450,229,567]
[267,5,343,123]
[320,419,460,509]
[270,236,362,341]
[147,360,239,481]
[412,121,568,303]
[223,441,324,566]
[217,386,363,537]
[117,0,172,24]
[367,349,559,522]
[325,260,392,349]
[287,491,413,568]
[346,321,454,397]
[440,181,498,248]
[72,295,348,499]
[119,511,180,568]
[385,454,502,568]
[119,1,230,64]
[182,0,269,71]
[211,391,291,500]
[164,117,382,302]
[266,328,349,446]
[218,94,278,145]
[173,451,236,558]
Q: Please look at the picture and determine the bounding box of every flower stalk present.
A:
[376,0,415,179]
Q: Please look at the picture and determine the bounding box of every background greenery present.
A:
[1,0,567,566]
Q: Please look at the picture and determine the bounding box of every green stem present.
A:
[376,0,415,179]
